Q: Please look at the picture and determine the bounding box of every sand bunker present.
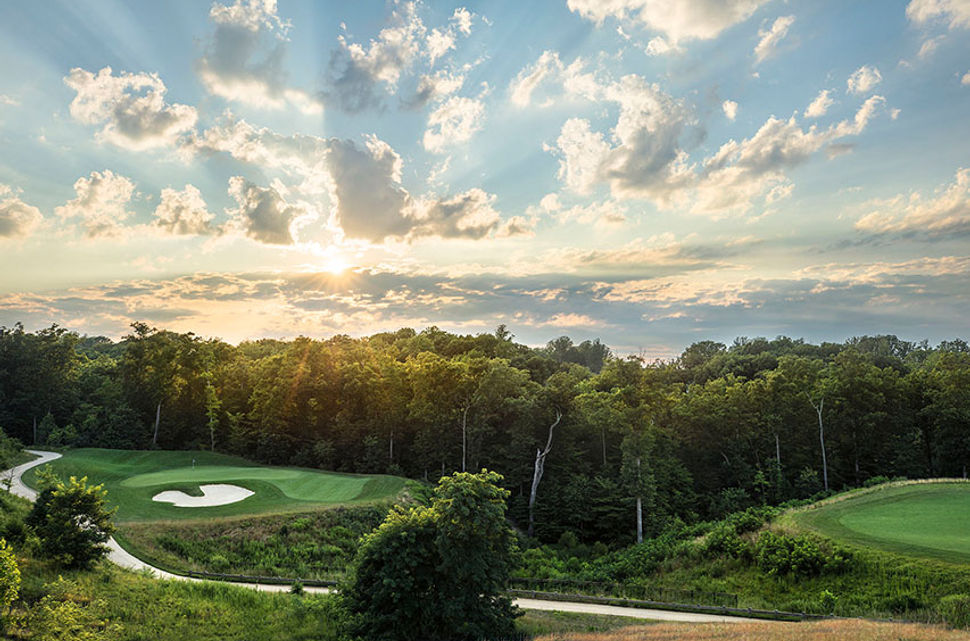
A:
[152,484,254,508]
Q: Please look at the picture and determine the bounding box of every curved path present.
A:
[5,450,762,623]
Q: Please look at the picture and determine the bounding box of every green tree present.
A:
[26,471,116,569]
[344,469,518,641]
[0,538,20,629]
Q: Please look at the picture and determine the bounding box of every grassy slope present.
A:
[784,482,970,563]
[23,448,406,523]
[534,619,970,641]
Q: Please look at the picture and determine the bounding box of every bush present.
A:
[755,531,850,578]
[863,475,891,488]
[818,589,838,614]
[703,526,747,559]
[0,538,20,628]
[939,594,970,629]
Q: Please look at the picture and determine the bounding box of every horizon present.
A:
[2,0,969,359]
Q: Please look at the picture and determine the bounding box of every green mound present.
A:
[24,448,406,523]
[788,481,970,563]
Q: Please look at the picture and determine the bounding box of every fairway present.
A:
[24,448,406,523]
[789,482,970,563]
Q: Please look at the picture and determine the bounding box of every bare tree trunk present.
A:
[152,402,161,447]
[635,456,643,544]
[528,410,561,538]
[461,404,470,472]
[810,397,829,492]
[389,429,394,463]
[775,433,781,467]
[33,416,37,446]
[210,422,215,452]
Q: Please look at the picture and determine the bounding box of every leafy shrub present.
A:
[756,532,850,578]
[818,589,838,614]
[703,526,747,559]
[863,475,891,487]
[939,594,970,628]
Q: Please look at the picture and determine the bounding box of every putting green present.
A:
[123,466,369,502]
[788,482,970,563]
[24,448,405,523]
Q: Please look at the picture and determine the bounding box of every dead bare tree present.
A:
[528,409,561,538]
[809,396,829,492]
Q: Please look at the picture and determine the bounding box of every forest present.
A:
[1,322,969,544]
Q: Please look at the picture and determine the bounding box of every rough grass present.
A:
[118,504,391,579]
[23,448,406,523]
[784,482,970,563]
[534,619,970,641]
[517,611,653,637]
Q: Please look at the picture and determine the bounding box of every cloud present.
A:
[326,135,513,242]
[327,3,474,113]
[854,167,970,239]
[153,185,217,235]
[722,100,738,120]
[55,170,136,237]
[566,0,771,44]
[847,65,882,94]
[0,95,18,106]
[553,75,694,204]
[226,176,308,244]
[0,186,42,239]
[65,66,197,150]
[510,51,564,107]
[805,89,834,118]
[754,15,795,64]
[187,113,331,195]
[508,51,600,108]
[404,70,465,109]
[693,95,885,216]
[423,95,485,152]
[962,71,970,85]
[906,0,970,29]
[198,0,322,113]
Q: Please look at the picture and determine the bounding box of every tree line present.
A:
[1,322,968,543]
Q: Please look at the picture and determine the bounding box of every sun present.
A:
[321,254,350,275]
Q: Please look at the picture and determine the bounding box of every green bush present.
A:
[755,531,850,578]
[703,526,747,559]
[939,594,970,628]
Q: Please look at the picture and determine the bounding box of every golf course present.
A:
[23,448,407,523]
[785,481,970,564]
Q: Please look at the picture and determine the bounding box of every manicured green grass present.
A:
[786,482,970,563]
[23,448,406,523]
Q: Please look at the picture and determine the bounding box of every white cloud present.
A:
[226,176,308,244]
[0,95,18,106]
[554,75,694,204]
[906,0,970,29]
[0,186,42,239]
[754,15,795,64]
[411,188,502,239]
[847,65,882,94]
[510,51,563,107]
[855,167,970,238]
[722,100,738,120]
[198,0,322,114]
[918,35,946,58]
[645,36,681,56]
[805,89,834,118]
[962,71,970,85]
[406,69,465,108]
[153,185,216,235]
[65,67,197,150]
[508,51,599,107]
[328,3,474,113]
[566,0,771,44]
[694,96,885,216]
[55,170,136,237]
[423,95,485,152]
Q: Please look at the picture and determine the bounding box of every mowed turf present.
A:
[788,481,970,563]
[24,448,406,523]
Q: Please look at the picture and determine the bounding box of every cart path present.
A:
[5,450,767,623]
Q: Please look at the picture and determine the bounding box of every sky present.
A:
[1,0,969,358]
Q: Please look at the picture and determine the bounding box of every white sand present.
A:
[152,484,254,508]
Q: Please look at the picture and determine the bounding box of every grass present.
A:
[516,611,654,637]
[533,619,970,641]
[785,482,970,563]
[23,448,406,523]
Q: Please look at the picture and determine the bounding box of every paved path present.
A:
[5,450,765,623]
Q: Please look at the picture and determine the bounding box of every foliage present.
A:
[755,532,850,578]
[938,594,970,629]
[344,469,518,641]
[0,538,20,628]
[26,471,116,569]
